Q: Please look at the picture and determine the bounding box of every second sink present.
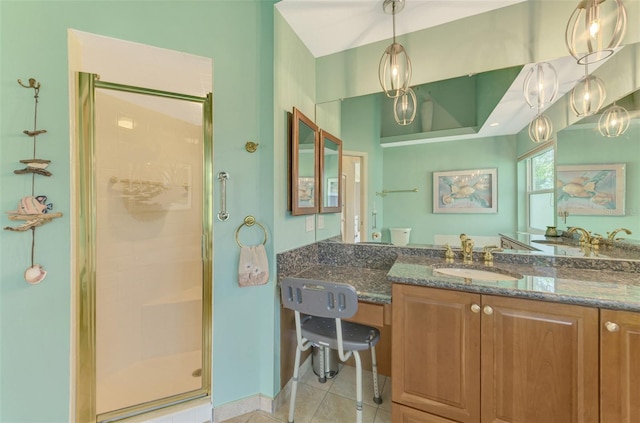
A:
[434,267,522,281]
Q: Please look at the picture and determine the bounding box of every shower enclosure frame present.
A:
[74,72,213,423]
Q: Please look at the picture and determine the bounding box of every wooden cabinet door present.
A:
[600,309,640,423]
[392,284,481,423]
[480,295,599,423]
[393,402,461,423]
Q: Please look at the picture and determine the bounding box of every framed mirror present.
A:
[319,129,342,213]
[290,107,319,215]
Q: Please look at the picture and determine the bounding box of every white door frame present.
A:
[342,150,368,243]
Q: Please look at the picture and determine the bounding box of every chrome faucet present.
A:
[460,234,474,264]
[607,228,632,241]
[567,227,592,244]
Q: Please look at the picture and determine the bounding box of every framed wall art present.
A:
[556,163,625,215]
[433,168,497,213]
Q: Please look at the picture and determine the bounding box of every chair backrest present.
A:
[281,277,358,319]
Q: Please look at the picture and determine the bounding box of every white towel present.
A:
[238,244,269,287]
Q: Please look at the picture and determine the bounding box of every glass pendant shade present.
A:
[379,0,411,98]
[570,73,606,117]
[394,87,417,125]
[528,114,553,143]
[565,0,628,65]
[598,102,630,137]
[523,62,559,109]
[379,46,412,99]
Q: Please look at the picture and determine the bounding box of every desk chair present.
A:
[281,277,382,423]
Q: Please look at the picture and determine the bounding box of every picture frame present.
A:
[556,163,625,216]
[326,177,339,208]
[433,168,497,213]
[297,177,316,208]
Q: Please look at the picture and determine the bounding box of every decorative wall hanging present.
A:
[4,78,63,284]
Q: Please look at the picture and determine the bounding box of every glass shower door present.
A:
[76,73,212,422]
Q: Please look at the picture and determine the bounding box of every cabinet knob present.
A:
[483,305,494,315]
[605,321,620,332]
[471,304,481,313]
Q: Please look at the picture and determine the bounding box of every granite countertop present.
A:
[293,264,392,304]
[500,232,640,260]
[285,243,640,311]
[388,255,640,312]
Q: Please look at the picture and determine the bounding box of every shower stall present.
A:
[75,73,213,422]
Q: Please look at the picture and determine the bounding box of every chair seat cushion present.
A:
[300,315,380,351]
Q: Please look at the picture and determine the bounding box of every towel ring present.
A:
[235,215,268,247]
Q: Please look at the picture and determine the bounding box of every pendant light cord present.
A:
[392,2,397,43]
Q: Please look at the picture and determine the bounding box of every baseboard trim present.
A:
[213,356,312,422]
[213,394,272,423]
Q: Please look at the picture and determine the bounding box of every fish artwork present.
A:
[440,175,492,208]
[15,195,53,215]
[558,177,597,198]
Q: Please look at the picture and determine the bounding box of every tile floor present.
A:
[222,364,392,423]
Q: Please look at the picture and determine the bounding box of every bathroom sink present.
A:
[434,267,521,281]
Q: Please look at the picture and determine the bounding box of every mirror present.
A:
[320,42,640,256]
[290,107,319,216]
[556,88,640,238]
[319,130,342,213]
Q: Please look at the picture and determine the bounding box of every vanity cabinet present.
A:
[600,309,640,422]
[392,285,480,422]
[392,284,599,423]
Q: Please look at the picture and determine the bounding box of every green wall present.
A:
[1,1,277,420]
[273,12,317,254]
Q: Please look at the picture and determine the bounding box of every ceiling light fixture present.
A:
[523,62,558,109]
[566,0,628,65]
[528,113,553,143]
[598,101,630,137]
[379,0,411,99]
[394,87,417,125]
[570,65,606,117]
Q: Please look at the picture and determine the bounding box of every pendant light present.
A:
[529,113,553,143]
[379,0,412,98]
[570,64,606,117]
[523,62,558,109]
[598,102,630,137]
[394,87,417,125]
[565,0,628,65]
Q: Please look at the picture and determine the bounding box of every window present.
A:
[525,148,555,232]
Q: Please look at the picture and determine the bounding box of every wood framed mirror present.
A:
[290,107,319,215]
[319,129,342,213]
